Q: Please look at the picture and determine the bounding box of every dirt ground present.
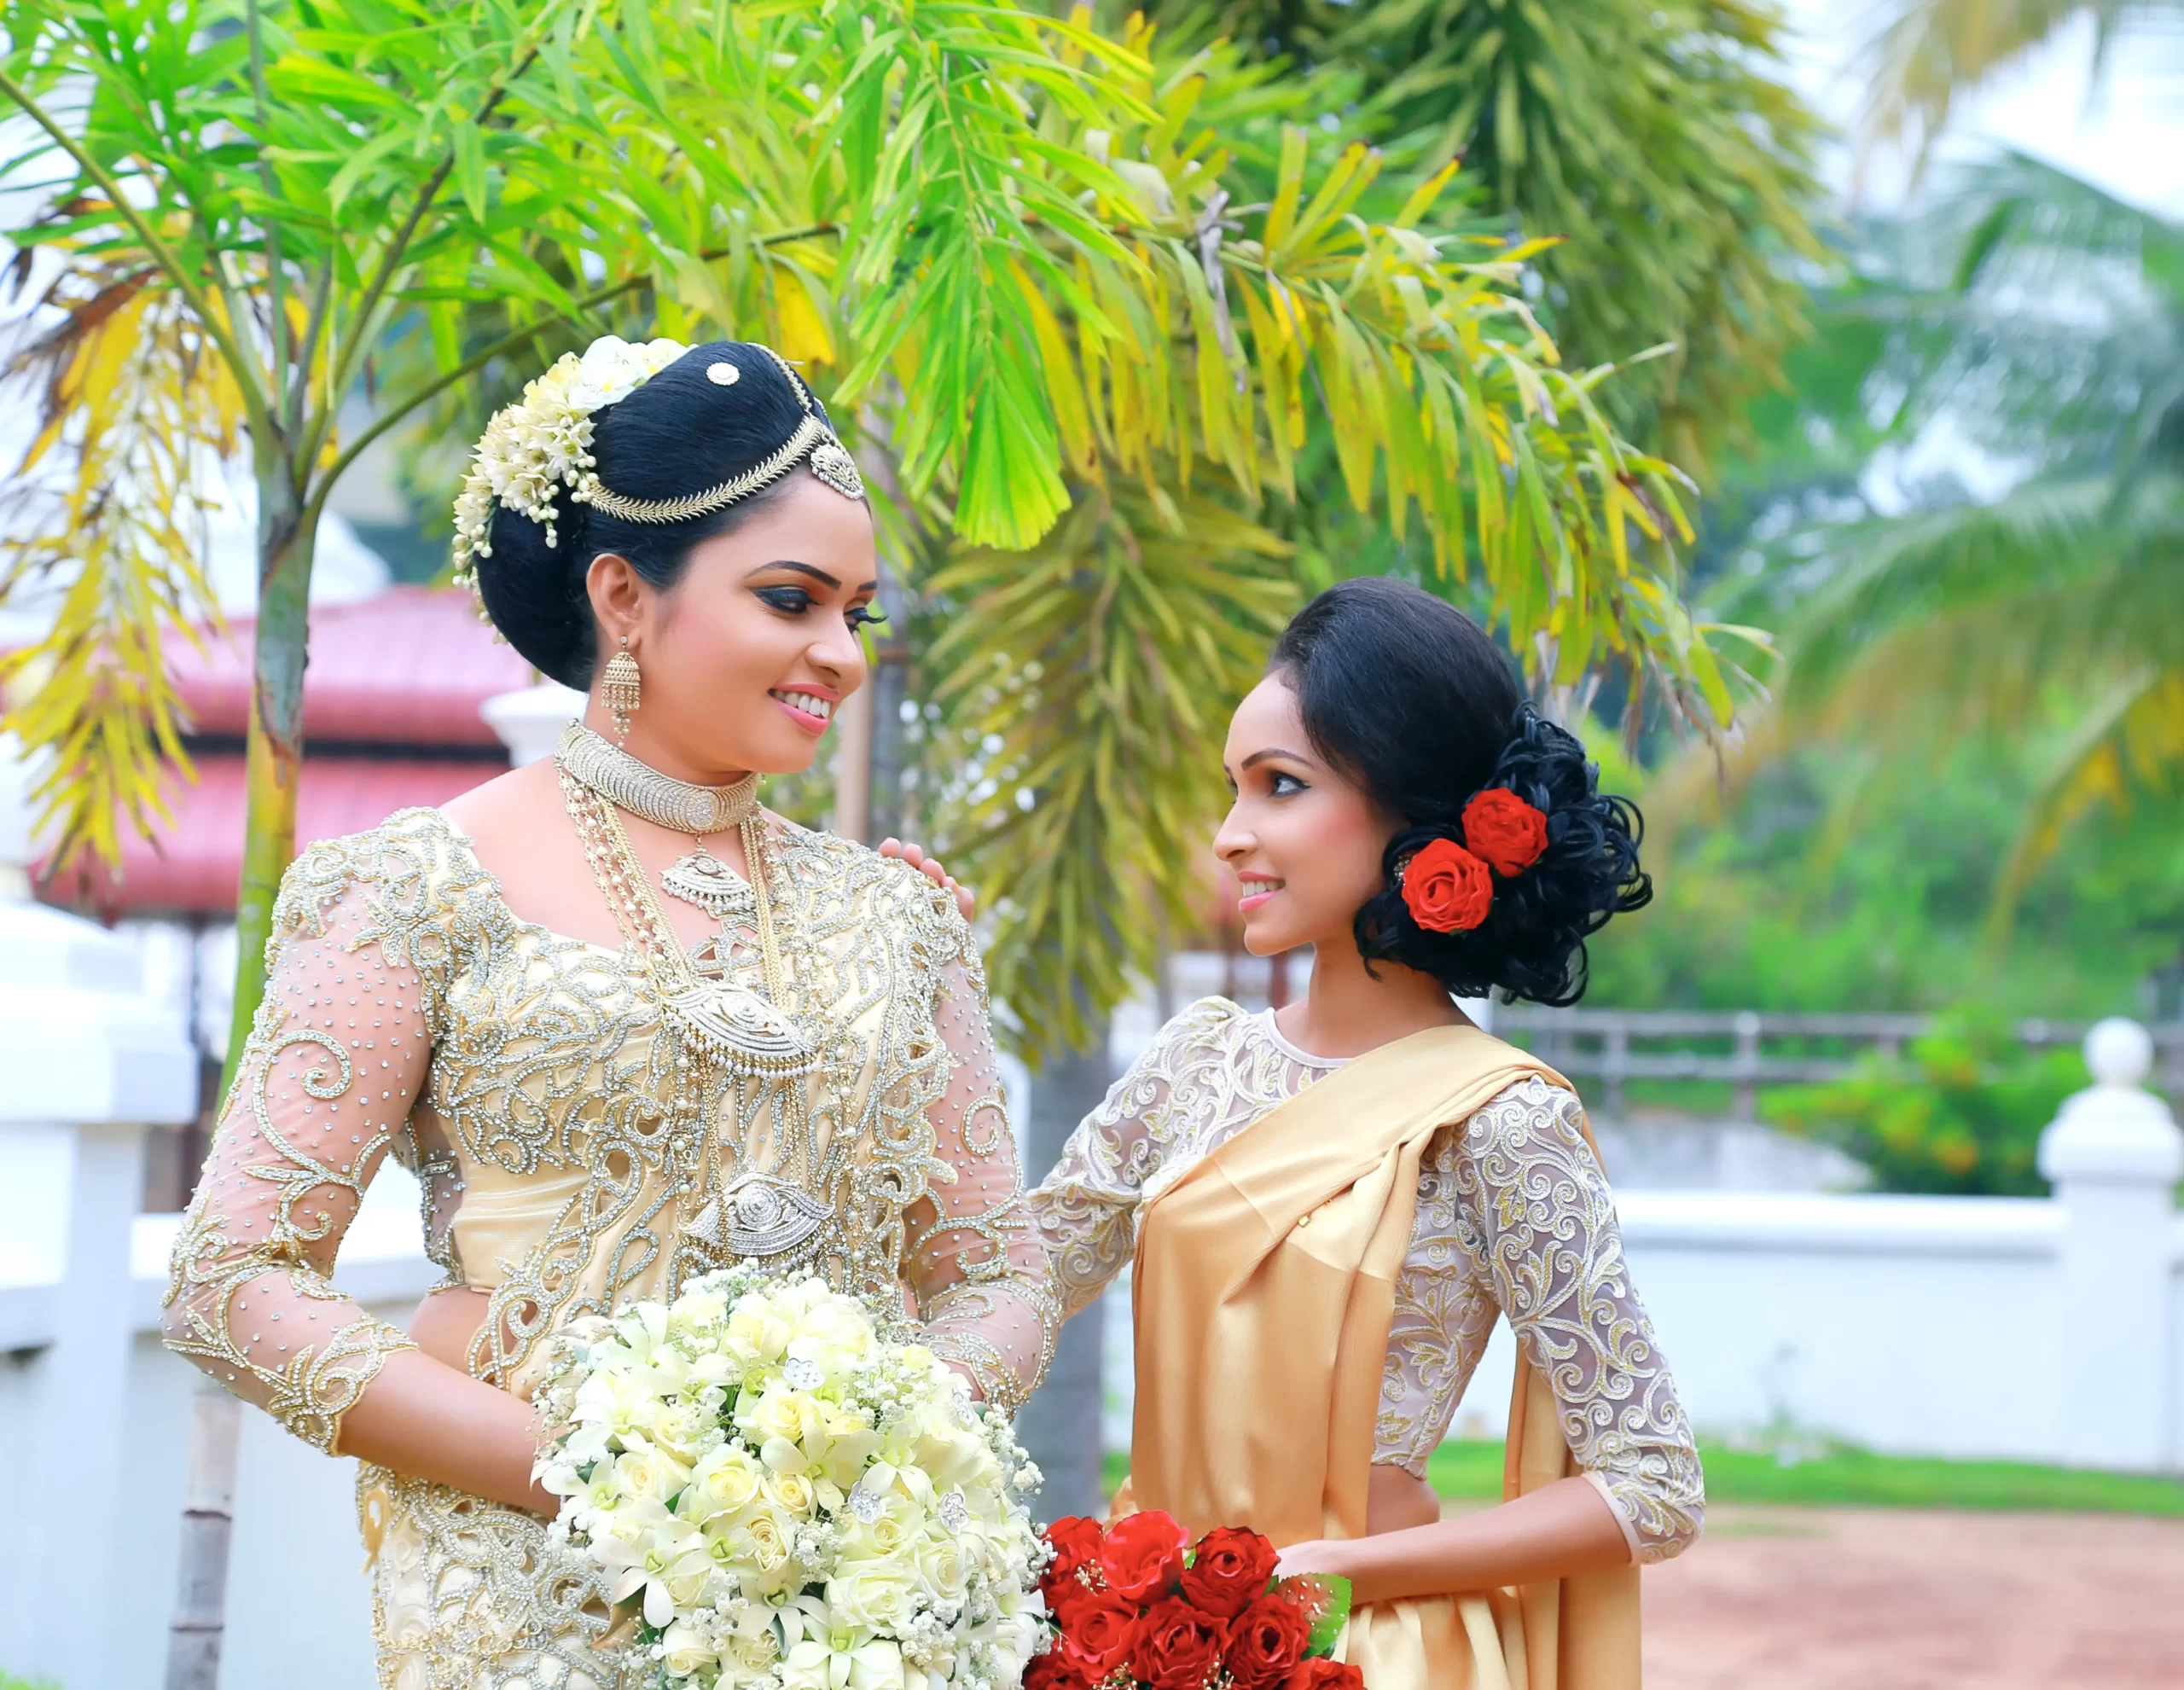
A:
[1641,1505,2184,1688]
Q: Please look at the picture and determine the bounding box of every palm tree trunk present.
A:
[222,471,313,1080]
[1014,1016,1111,1520]
[164,1377,242,1690]
[175,464,316,1688]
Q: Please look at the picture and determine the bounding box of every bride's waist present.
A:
[446,1164,591,1291]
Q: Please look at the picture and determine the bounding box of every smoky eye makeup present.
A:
[754,584,816,615]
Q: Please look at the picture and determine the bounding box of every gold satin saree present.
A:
[1125,1022,1641,1690]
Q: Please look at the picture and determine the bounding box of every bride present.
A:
[161,336,1058,1688]
[925,578,1704,1687]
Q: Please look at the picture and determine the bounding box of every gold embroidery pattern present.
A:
[359,1463,621,1690]
[162,807,1055,1685]
[1027,998,1703,1561]
[1449,1076,1705,1560]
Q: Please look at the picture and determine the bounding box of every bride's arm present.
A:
[162,837,553,1513]
[1277,1078,1703,1600]
[903,925,1061,1410]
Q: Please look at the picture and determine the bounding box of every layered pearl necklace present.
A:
[555,723,810,1077]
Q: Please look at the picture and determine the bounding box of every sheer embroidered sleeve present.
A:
[1025,998,1236,1321]
[1449,1076,1705,1563]
[161,816,456,1454]
[903,899,1061,1412]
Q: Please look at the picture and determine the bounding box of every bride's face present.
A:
[587,475,879,779]
[1213,673,1393,957]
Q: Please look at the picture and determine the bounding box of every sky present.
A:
[1781,2,2184,214]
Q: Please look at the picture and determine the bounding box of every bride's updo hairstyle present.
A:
[1267,577,1650,1006]
[468,339,856,690]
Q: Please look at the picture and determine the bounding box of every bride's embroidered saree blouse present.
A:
[163,806,1058,1448]
[1030,996,1703,1562]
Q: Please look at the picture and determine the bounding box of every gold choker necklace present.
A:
[555,723,760,836]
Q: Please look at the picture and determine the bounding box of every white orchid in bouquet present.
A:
[531,1264,1048,1690]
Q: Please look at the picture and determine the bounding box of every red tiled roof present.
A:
[170,585,534,745]
[42,755,500,916]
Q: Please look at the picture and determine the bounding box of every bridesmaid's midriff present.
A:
[1368,1464,1440,1533]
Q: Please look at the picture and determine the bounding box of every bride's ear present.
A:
[584,552,648,654]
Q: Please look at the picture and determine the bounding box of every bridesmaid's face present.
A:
[585,475,879,779]
[1214,673,1392,957]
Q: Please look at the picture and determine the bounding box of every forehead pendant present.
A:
[808,439,866,501]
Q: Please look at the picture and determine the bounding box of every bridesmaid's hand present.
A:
[880,838,975,921]
[1273,1538,1358,1582]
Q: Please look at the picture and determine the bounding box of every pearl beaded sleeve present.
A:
[160,836,433,1454]
[903,926,1061,1411]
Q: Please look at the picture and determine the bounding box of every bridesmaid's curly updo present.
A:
[1267,578,1651,1006]
[469,339,847,691]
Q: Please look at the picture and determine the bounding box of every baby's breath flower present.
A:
[450,335,688,592]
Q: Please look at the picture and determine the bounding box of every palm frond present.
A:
[0,270,235,870]
[1856,0,2181,175]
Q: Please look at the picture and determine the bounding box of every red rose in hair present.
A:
[1284,1660,1367,1690]
[1129,1597,1231,1690]
[1058,1589,1141,1678]
[1462,787,1550,877]
[1400,838,1494,933]
[1099,1510,1190,1603]
[1024,1646,1093,1690]
[1223,1594,1313,1690]
[1179,1525,1280,1620]
[1042,1516,1107,1608]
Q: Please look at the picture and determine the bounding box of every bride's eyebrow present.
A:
[746,560,880,595]
[1239,747,1312,771]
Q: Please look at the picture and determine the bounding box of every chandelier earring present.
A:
[601,637,642,742]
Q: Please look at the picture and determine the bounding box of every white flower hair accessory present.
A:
[450,334,688,589]
[450,337,867,607]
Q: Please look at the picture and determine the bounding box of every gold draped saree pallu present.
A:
[1128,1024,1641,1690]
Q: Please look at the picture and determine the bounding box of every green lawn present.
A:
[1101,1442,2184,1518]
[1428,1439,2184,1516]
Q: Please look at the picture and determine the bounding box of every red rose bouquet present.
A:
[1033,1513,1365,1690]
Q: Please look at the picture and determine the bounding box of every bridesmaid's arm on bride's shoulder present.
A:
[878,837,974,920]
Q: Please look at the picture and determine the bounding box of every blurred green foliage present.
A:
[1759,1008,2085,1196]
[1144,0,1827,474]
[1584,728,2184,1020]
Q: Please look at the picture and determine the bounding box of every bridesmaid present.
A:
[1026,578,1703,1687]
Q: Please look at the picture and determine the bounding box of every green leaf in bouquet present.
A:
[1276,1572,1352,1659]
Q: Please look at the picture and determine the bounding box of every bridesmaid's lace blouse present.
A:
[1028,997,1704,1562]
[162,807,1057,1457]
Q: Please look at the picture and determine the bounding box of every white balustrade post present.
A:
[2037,1017,2183,1472]
[479,679,586,766]
[0,737,198,1687]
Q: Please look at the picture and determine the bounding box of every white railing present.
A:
[1472,1005,2184,1122]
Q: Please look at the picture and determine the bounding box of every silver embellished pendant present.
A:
[686,1171,836,1261]
[661,846,757,921]
[662,980,813,1075]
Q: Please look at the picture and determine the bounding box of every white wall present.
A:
[1618,1193,2070,1459]
[0,1170,430,1690]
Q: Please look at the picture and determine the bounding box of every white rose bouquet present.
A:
[531,1265,1047,1690]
